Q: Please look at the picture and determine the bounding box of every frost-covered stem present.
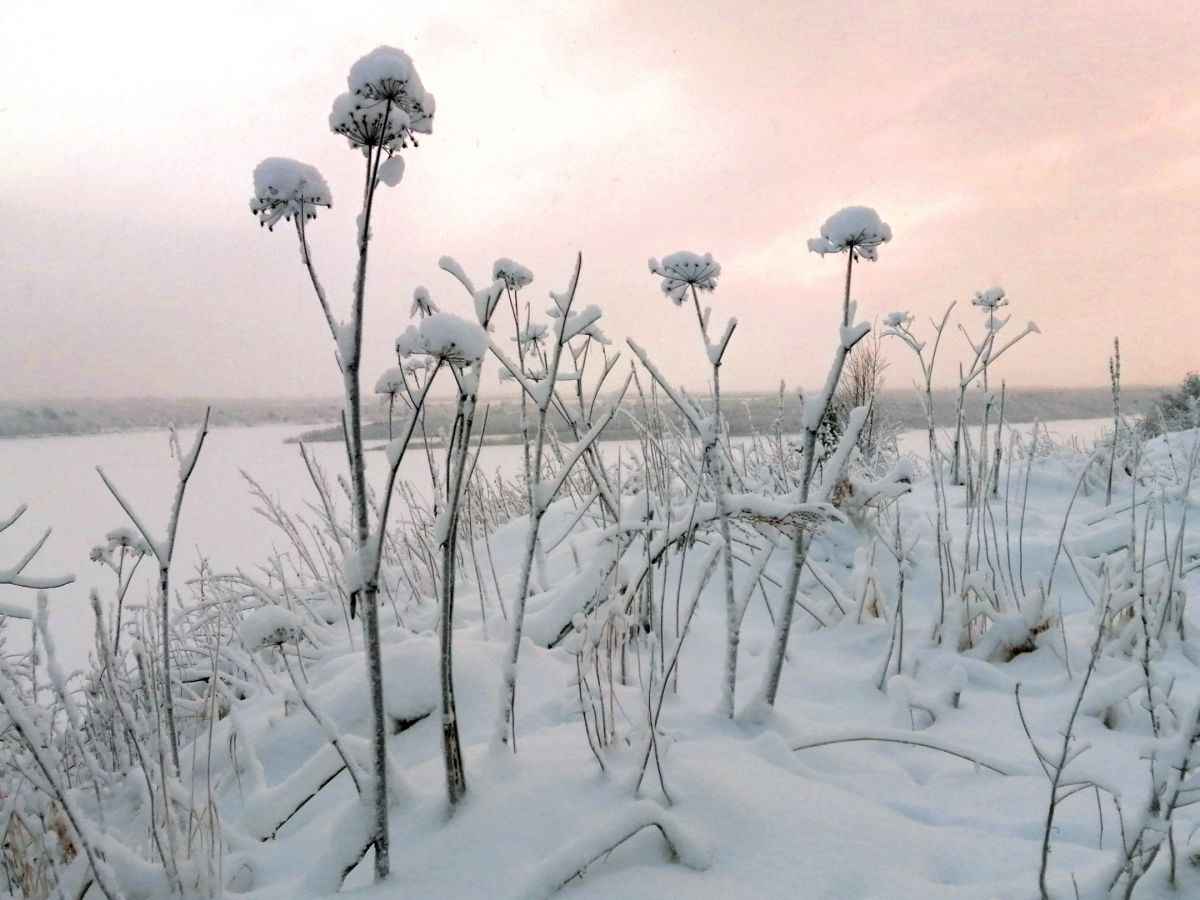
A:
[690,285,739,719]
[369,362,442,590]
[439,370,477,804]
[760,250,858,706]
[495,257,593,747]
[295,216,340,347]
[0,664,123,900]
[0,505,74,590]
[1036,590,1108,900]
[1106,338,1121,507]
[345,138,393,877]
[96,407,209,775]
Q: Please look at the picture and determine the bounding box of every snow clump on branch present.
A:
[883,311,912,328]
[648,251,721,304]
[330,46,435,152]
[249,158,332,230]
[807,206,892,261]
[395,313,488,368]
[411,286,439,319]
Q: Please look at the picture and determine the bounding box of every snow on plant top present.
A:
[971,287,1007,310]
[249,158,331,230]
[330,46,435,151]
[648,251,721,304]
[411,286,439,319]
[395,312,488,367]
[239,605,303,650]
[807,206,891,261]
[375,366,406,395]
[493,258,534,291]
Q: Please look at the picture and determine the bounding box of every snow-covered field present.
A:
[8,414,1200,899]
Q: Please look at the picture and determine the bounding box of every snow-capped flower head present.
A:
[410,286,439,319]
[971,287,1007,311]
[375,366,407,396]
[513,322,548,346]
[493,258,534,292]
[395,312,488,368]
[883,311,912,328]
[807,206,892,261]
[249,158,332,230]
[330,46,435,153]
[105,526,152,558]
[403,357,434,376]
[648,251,721,304]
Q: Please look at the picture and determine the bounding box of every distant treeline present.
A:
[0,386,1169,441]
[0,398,343,438]
[293,384,1169,445]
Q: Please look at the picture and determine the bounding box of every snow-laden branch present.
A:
[0,508,74,591]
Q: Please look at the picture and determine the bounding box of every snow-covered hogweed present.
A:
[395,312,488,368]
[807,206,892,261]
[971,287,1007,311]
[374,366,407,397]
[330,45,435,152]
[648,251,721,304]
[249,158,332,230]
[883,310,912,328]
[493,258,534,291]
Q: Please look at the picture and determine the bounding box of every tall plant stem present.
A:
[760,249,855,707]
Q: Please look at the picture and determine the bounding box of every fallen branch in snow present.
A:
[792,729,1020,776]
[521,800,710,896]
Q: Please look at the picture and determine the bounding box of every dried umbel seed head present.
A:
[807,206,892,261]
[648,251,721,304]
[249,158,332,230]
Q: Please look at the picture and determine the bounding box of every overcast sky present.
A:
[1,0,1197,400]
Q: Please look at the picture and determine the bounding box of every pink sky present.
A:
[1,0,1197,400]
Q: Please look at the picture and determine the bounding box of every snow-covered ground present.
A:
[8,414,1198,899]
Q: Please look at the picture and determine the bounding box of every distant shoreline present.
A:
[0,385,1169,441]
